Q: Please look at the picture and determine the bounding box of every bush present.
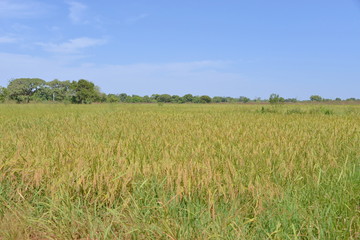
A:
[157,94,172,103]
[200,95,212,103]
[269,94,285,105]
[239,96,250,103]
[310,95,323,101]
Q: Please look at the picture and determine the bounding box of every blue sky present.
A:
[0,0,359,99]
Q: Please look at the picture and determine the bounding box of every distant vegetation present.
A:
[0,78,359,104]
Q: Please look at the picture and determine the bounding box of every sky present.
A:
[0,0,359,99]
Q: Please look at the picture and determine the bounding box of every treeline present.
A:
[0,78,359,104]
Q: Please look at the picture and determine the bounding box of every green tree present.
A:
[182,94,194,103]
[254,97,262,102]
[200,95,212,103]
[310,95,323,101]
[171,95,182,103]
[0,86,8,102]
[269,93,285,105]
[71,79,100,104]
[47,79,73,101]
[32,86,52,102]
[212,96,221,103]
[239,96,250,103]
[192,96,201,103]
[285,98,298,103]
[157,94,172,103]
[142,95,153,103]
[106,94,119,103]
[118,93,128,102]
[129,95,143,103]
[7,78,46,103]
[212,96,227,103]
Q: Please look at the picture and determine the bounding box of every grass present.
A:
[0,103,359,239]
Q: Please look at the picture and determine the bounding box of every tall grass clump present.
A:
[0,104,359,239]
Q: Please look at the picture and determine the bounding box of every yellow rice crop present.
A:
[0,104,359,239]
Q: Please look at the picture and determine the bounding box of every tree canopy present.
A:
[7,78,46,103]
[269,93,285,105]
[310,95,323,101]
[71,79,100,104]
[0,78,358,104]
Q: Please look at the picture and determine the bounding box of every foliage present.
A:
[157,94,172,103]
[171,95,182,103]
[285,98,297,103]
[106,94,119,103]
[71,79,100,104]
[239,96,250,103]
[47,79,73,101]
[1,79,359,105]
[269,93,285,105]
[192,96,201,103]
[118,93,128,102]
[182,94,194,103]
[142,95,153,103]
[200,95,212,103]
[253,97,262,102]
[310,95,323,101]
[7,78,46,103]
[0,86,8,102]
[129,95,143,103]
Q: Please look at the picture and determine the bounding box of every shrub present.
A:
[200,95,212,103]
[269,94,285,105]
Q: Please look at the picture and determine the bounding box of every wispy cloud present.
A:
[0,36,17,43]
[126,13,149,24]
[0,52,246,96]
[0,0,49,18]
[38,37,107,54]
[67,1,88,24]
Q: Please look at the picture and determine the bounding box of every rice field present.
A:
[0,103,359,239]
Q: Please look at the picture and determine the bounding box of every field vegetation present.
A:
[0,104,359,239]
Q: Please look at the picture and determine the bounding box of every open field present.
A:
[0,104,359,239]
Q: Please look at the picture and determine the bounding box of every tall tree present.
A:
[182,94,194,103]
[200,95,212,103]
[47,79,73,101]
[71,79,100,104]
[7,78,46,103]
[157,94,172,103]
[0,86,8,102]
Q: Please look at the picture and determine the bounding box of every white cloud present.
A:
[37,37,107,53]
[0,52,246,96]
[0,0,49,18]
[0,36,17,43]
[67,1,88,24]
[126,13,149,24]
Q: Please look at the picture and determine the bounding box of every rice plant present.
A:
[0,104,359,239]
